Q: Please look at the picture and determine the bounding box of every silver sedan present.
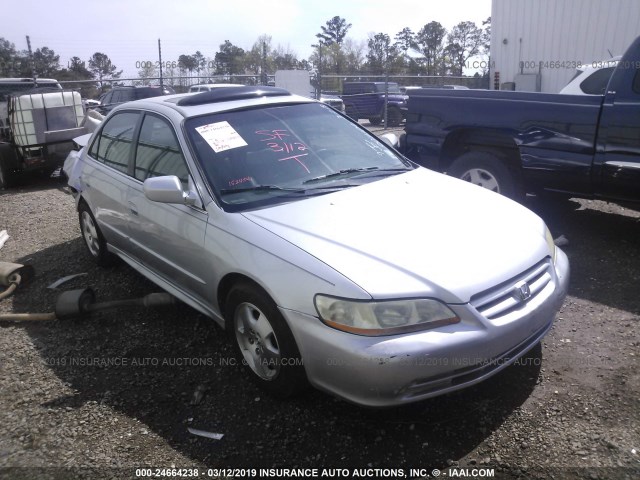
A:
[66,86,569,407]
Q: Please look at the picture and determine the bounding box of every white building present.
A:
[490,0,640,92]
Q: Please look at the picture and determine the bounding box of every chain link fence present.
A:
[59,73,489,99]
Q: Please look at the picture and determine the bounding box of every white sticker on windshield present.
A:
[195,121,247,153]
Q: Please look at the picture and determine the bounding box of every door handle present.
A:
[128,201,138,216]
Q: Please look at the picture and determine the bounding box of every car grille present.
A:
[470,258,553,320]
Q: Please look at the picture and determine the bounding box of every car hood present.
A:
[243,168,550,303]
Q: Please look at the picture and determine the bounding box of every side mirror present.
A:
[143,176,197,206]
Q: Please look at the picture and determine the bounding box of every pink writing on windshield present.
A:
[256,129,310,173]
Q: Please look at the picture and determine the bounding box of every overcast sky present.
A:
[4,0,491,77]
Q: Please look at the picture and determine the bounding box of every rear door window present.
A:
[88,112,139,173]
[580,67,615,94]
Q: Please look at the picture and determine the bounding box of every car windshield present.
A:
[184,102,413,212]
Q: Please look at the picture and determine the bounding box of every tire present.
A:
[78,201,115,267]
[368,116,382,126]
[345,106,358,120]
[448,152,521,200]
[386,107,403,127]
[0,149,15,190]
[226,283,306,397]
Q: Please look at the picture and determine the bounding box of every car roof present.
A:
[344,81,396,84]
[189,83,243,88]
[0,78,59,83]
[111,86,314,118]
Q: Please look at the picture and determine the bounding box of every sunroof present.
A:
[176,86,291,106]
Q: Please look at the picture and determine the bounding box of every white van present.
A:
[559,57,620,95]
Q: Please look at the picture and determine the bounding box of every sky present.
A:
[3,0,491,78]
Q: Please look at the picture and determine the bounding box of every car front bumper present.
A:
[283,249,570,407]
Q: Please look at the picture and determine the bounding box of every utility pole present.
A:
[158,39,164,88]
[26,35,36,85]
[261,41,268,85]
[384,43,389,129]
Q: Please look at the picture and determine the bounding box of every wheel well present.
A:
[77,196,88,212]
[217,273,269,322]
[0,142,20,169]
[440,129,521,173]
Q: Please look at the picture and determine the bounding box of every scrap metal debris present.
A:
[187,427,224,440]
[47,273,88,289]
[0,230,8,250]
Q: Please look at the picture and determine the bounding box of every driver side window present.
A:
[134,114,189,186]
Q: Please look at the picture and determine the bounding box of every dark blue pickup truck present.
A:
[342,82,408,127]
[403,36,640,203]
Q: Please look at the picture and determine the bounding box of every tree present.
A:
[178,54,197,75]
[272,44,299,70]
[313,16,352,75]
[394,28,416,55]
[0,37,25,76]
[193,51,207,76]
[366,33,398,74]
[246,35,274,79]
[88,52,122,88]
[68,56,91,77]
[341,38,365,74]
[32,47,60,77]
[394,27,416,72]
[445,21,483,76]
[214,40,245,76]
[316,16,352,46]
[415,21,447,76]
[56,56,96,97]
[481,16,491,57]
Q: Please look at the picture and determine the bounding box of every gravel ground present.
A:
[0,134,639,480]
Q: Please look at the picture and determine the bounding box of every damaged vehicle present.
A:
[65,86,569,407]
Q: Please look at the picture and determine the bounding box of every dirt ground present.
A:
[0,149,639,480]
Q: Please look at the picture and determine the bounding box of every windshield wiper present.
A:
[303,167,379,184]
[303,167,410,184]
[220,185,305,195]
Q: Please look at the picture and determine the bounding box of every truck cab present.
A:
[341,82,407,127]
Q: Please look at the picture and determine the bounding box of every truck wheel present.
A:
[369,116,382,126]
[387,107,403,127]
[0,147,15,190]
[448,152,520,200]
[226,282,306,398]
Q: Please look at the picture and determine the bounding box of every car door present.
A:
[83,111,141,252]
[126,112,210,303]
[594,68,640,201]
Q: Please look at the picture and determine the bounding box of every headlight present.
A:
[314,295,460,336]
[545,226,557,264]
